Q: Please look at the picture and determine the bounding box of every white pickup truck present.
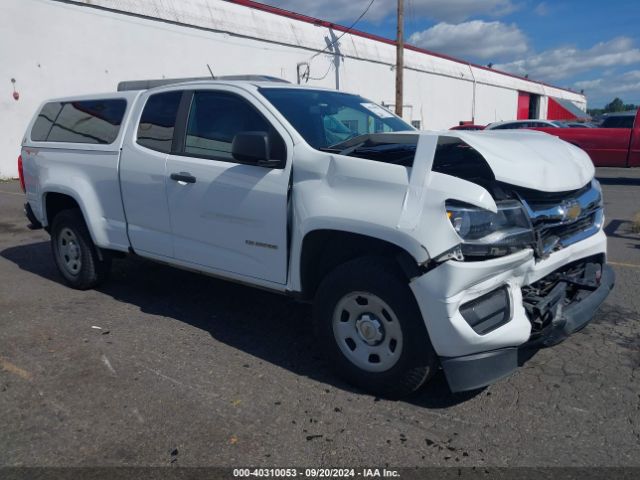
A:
[19,77,614,397]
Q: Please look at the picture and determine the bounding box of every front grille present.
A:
[512,182,591,208]
[515,181,603,257]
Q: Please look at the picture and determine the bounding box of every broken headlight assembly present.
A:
[445,200,535,258]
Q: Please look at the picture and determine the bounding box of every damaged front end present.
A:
[522,254,614,347]
[328,132,613,375]
[433,136,604,261]
[394,131,614,392]
[440,173,613,351]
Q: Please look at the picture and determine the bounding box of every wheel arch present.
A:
[42,188,101,246]
[44,191,81,226]
[298,228,426,300]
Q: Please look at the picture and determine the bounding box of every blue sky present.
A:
[261,0,640,108]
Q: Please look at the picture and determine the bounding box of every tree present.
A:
[587,98,637,118]
[604,97,625,113]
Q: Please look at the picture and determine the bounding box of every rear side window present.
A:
[31,102,63,141]
[601,116,634,128]
[33,99,126,144]
[137,91,183,153]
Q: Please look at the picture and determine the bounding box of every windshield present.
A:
[259,88,414,149]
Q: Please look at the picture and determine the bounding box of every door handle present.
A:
[170,172,196,184]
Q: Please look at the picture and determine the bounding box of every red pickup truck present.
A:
[533,109,640,167]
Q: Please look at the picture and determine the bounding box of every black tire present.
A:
[314,256,438,398]
[50,208,111,290]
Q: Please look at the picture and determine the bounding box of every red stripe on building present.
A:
[517,92,530,120]
[547,97,579,120]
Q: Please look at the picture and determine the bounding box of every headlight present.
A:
[445,200,535,258]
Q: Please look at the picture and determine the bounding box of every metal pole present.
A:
[468,63,476,123]
[395,0,404,117]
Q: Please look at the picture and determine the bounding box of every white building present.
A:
[0,0,586,178]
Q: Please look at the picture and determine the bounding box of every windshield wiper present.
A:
[325,134,371,154]
[340,141,370,156]
[318,143,366,155]
[327,134,369,150]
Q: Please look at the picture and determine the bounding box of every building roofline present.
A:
[227,0,581,97]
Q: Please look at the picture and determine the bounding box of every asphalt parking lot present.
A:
[0,168,639,468]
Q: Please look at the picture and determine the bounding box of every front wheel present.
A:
[314,256,438,398]
[51,208,111,290]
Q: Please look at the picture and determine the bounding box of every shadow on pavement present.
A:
[596,176,640,187]
[604,219,640,248]
[1,240,481,407]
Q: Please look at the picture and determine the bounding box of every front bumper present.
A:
[410,230,612,392]
[439,265,614,392]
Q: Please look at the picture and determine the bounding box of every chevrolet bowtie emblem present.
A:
[563,201,582,222]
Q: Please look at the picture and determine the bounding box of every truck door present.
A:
[120,90,184,258]
[165,88,292,285]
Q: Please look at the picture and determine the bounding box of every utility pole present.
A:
[395,0,404,117]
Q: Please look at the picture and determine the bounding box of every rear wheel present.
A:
[51,209,111,290]
[314,256,438,398]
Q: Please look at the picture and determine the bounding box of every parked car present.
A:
[449,124,485,130]
[532,109,639,167]
[485,119,567,130]
[561,122,596,128]
[19,78,614,397]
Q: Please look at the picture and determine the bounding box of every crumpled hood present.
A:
[442,130,595,192]
[395,129,596,256]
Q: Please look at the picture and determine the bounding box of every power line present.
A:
[300,0,376,84]
[309,0,375,60]
[307,61,333,81]
[407,0,416,30]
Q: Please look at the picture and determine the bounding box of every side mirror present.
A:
[231,131,279,167]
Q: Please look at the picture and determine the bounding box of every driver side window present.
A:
[184,91,285,162]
